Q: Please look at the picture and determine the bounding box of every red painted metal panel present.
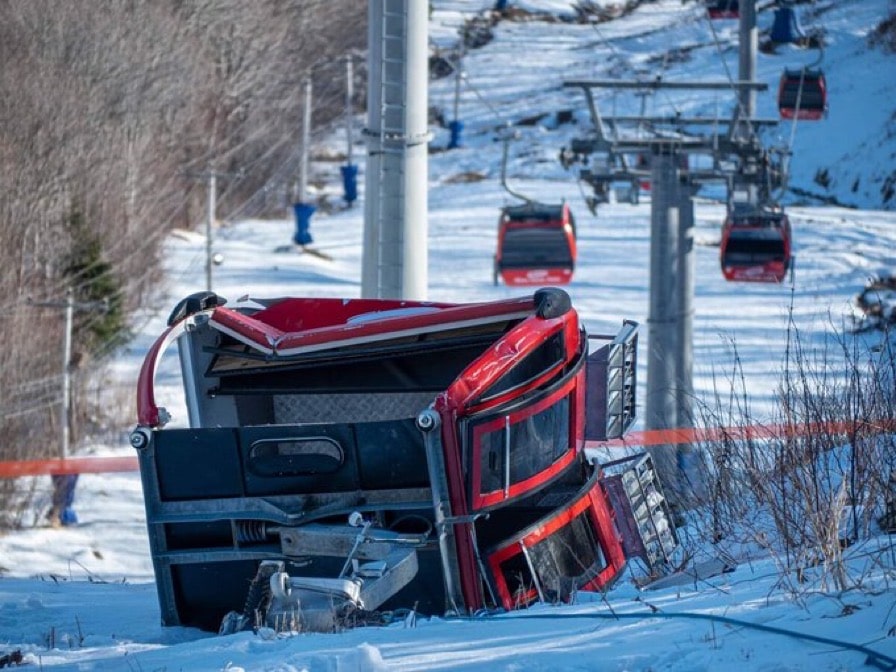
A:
[486,476,625,610]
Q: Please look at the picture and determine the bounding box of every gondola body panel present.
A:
[494,202,577,287]
[720,207,792,284]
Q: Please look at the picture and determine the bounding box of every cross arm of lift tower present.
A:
[562,79,772,154]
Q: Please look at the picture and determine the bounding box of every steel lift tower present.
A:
[562,0,781,505]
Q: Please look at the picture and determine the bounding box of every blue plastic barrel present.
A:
[770,6,804,43]
[341,164,358,205]
[50,474,79,526]
[448,120,464,149]
[292,202,315,246]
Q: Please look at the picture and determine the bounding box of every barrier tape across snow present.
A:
[0,456,139,478]
[0,418,893,478]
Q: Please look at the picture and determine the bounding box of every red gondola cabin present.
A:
[707,0,739,19]
[494,202,576,286]
[131,288,678,633]
[778,68,827,120]
[720,203,792,283]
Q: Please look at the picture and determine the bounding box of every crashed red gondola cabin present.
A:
[131,288,677,633]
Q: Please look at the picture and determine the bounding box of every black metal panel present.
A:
[155,428,244,501]
[498,228,574,269]
[355,419,430,489]
[170,560,259,630]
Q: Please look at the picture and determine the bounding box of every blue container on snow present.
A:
[292,202,315,246]
[448,120,464,149]
[341,164,358,206]
[770,6,804,43]
[50,474,79,526]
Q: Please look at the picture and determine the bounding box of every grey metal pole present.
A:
[401,0,429,300]
[675,183,706,504]
[362,1,383,298]
[361,0,428,300]
[676,184,695,434]
[738,0,758,121]
[645,143,683,503]
[61,289,73,459]
[299,77,312,204]
[345,56,354,165]
[205,172,216,292]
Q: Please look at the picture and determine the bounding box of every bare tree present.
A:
[0,0,367,526]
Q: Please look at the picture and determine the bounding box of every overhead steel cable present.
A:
[703,6,758,141]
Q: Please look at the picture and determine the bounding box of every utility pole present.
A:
[206,171,216,291]
[29,289,107,526]
[30,289,107,459]
[293,77,316,247]
[61,290,74,459]
[181,167,235,291]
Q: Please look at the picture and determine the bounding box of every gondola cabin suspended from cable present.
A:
[720,203,792,283]
[706,0,739,19]
[778,68,827,120]
[493,202,576,286]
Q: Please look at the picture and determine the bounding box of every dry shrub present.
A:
[686,325,896,594]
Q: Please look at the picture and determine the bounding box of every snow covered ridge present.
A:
[430,0,896,211]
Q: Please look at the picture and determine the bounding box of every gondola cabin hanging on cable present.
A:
[706,0,739,19]
[493,201,577,286]
[720,204,792,283]
[778,68,827,120]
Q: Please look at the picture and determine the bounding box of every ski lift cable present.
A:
[703,8,757,140]
[588,17,661,135]
[655,49,684,118]
[784,42,825,155]
[459,69,514,129]
[588,16,624,62]
[455,66,541,203]
[499,131,533,204]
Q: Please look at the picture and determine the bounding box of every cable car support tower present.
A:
[562,0,786,506]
